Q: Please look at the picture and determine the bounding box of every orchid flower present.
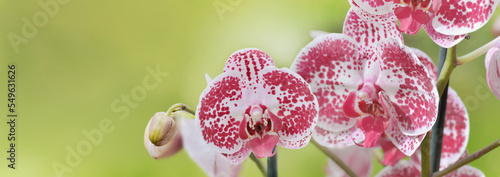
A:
[377,48,469,166]
[195,48,319,164]
[376,154,485,177]
[291,8,438,158]
[485,42,500,101]
[349,0,500,48]
[144,111,242,177]
[325,146,374,177]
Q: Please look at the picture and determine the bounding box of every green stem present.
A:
[436,46,457,97]
[167,103,196,115]
[421,133,432,177]
[456,36,500,65]
[312,139,359,177]
[432,138,500,177]
[250,153,267,177]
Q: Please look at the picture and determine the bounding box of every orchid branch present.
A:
[421,133,432,177]
[432,138,500,177]
[456,36,500,65]
[424,46,456,177]
[167,103,196,115]
[436,46,457,97]
[311,139,359,177]
[250,153,267,177]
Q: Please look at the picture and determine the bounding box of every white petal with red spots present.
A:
[196,48,318,163]
[375,160,420,177]
[440,88,469,167]
[377,39,439,136]
[343,9,403,54]
[312,126,365,148]
[181,119,242,176]
[385,119,426,156]
[351,0,396,16]
[423,17,466,48]
[433,0,500,35]
[292,33,362,133]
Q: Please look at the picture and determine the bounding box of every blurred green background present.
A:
[1,0,500,176]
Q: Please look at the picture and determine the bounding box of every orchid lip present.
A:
[241,105,275,140]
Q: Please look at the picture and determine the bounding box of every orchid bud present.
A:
[144,112,182,159]
[492,15,500,36]
[148,112,177,146]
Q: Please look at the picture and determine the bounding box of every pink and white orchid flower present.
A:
[144,112,242,177]
[350,0,500,48]
[379,48,470,166]
[196,48,319,164]
[291,8,438,157]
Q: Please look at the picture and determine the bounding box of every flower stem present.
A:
[425,46,456,177]
[311,139,359,177]
[456,36,500,65]
[432,138,500,177]
[436,47,456,97]
[250,153,267,177]
[421,133,432,177]
[167,103,196,118]
[430,83,448,172]
[267,146,278,177]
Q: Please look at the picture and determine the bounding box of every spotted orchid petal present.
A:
[445,166,485,177]
[375,160,420,177]
[312,126,365,148]
[291,33,361,136]
[377,39,439,136]
[343,9,403,54]
[440,88,469,167]
[433,0,500,36]
[485,42,500,100]
[278,133,313,149]
[325,146,374,177]
[410,48,438,82]
[423,19,466,48]
[350,0,396,16]
[196,48,318,163]
[385,119,426,156]
[379,135,407,166]
[181,118,242,177]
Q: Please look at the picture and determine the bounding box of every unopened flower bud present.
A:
[148,112,177,146]
[492,15,500,36]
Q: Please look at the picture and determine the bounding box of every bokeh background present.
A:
[1,1,500,176]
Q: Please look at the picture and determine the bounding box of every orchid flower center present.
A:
[393,0,440,34]
[241,105,274,139]
[356,86,387,118]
